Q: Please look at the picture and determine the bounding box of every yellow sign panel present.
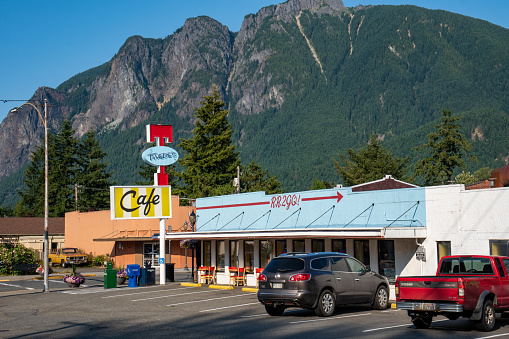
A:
[110,186,171,220]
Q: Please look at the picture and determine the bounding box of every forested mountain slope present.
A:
[0,0,508,206]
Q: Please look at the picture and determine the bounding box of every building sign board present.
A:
[110,186,171,220]
[141,146,179,166]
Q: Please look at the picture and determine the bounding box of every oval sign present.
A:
[142,146,179,166]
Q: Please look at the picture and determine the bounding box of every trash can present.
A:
[165,263,175,282]
[104,262,117,289]
[139,267,156,286]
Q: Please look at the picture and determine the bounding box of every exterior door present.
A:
[143,243,159,267]
[330,256,355,304]
[346,257,375,303]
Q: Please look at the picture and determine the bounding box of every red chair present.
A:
[232,267,246,286]
[200,266,216,284]
[228,267,238,286]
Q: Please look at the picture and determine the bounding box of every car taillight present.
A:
[289,273,311,281]
[458,280,465,298]
[259,273,267,282]
[395,280,399,300]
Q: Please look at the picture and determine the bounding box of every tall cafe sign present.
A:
[110,124,177,285]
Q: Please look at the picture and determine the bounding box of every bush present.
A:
[0,242,38,275]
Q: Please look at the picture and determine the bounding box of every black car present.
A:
[257,252,390,317]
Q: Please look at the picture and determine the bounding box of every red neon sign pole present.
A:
[146,125,173,185]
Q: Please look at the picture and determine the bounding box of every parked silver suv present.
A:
[257,252,390,317]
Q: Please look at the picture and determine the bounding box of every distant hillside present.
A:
[0,0,508,206]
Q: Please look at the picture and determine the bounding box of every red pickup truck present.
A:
[396,255,509,331]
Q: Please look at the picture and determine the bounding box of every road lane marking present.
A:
[289,312,371,324]
[102,286,195,298]
[241,314,267,318]
[477,333,509,339]
[133,290,214,301]
[167,294,255,306]
[199,302,261,312]
[0,282,34,290]
[363,318,449,332]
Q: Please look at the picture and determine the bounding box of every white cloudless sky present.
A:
[0,0,507,122]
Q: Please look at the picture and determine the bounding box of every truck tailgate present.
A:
[399,277,459,301]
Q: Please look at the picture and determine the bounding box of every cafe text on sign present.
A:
[110,186,171,220]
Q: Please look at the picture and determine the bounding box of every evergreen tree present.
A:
[76,130,114,211]
[413,109,476,186]
[240,161,284,194]
[333,134,409,186]
[178,87,240,198]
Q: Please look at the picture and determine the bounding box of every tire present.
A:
[61,260,66,268]
[48,259,53,267]
[372,285,389,310]
[315,290,335,317]
[412,313,433,329]
[475,300,495,332]
[265,305,285,316]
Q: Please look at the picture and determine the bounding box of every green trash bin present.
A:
[104,262,117,289]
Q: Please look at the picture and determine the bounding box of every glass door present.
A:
[143,243,160,267]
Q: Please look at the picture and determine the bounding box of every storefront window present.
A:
[143,243,160,267]
[312,239,325,252]
[332,239,346,253]
[275,240,287,256]
[354,240,370,266]
[203,241,211,267]
[490,240,509,256]
[437,241,451,264]
[259,240,271,268]
[229,240,238,267]
[216,240,225,272]
[378,240,395,283]
[293,240,305,252]
[244,241,254,273]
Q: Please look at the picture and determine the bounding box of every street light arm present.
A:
[13,101,47,128]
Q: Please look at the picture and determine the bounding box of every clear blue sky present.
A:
[0,0,507,122]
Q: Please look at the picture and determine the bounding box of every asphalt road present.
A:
[2,270,509,338]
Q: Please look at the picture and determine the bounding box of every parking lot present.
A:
[2,271,509,338]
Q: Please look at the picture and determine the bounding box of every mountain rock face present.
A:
[1,0,509,195]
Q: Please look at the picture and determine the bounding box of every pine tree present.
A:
[413,109,476,186]
[76,130,114,211]
[178,87,240,198]
[333,134,409,186]
[240,161,284,194]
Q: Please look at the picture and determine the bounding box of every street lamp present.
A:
[183,221,189,271]
[10,99,49,292]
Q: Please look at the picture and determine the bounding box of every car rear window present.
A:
[264,258,305,273]
[439,257,494,275]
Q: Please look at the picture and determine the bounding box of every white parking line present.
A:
[133,290,214,301]
[241,314,267,318]
[289,312,372,324]
[0,283,34,290]
[102,286,195,298]
[167,294,255,307]
[362,318,449,332]
[199,302,261,312]
[477,333,509,339]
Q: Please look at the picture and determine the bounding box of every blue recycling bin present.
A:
[126,264,140,288]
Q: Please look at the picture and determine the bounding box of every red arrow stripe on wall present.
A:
[302,192,343,203]
[196,201,270,210]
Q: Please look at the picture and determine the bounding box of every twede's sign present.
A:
[141,146,178,166]
[110,186,171,220]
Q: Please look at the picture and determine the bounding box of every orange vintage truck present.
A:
[48,248,88,268]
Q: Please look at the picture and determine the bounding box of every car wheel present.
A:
[61,260,66,268]
[475,300,495,332]
[265,305,285,316]
[412,313,433,329]
[48,259,53,267]
[315,290,335,317]
[372,285,389,310]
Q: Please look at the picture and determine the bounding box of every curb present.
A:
[242,287,258,293]
[209,284,233,290]
[181,282,201,287]
[390,302,396,309]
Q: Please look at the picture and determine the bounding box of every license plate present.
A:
[272,283,283,289]
[419,303,436,311]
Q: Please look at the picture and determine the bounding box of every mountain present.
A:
[1,0,509,206]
